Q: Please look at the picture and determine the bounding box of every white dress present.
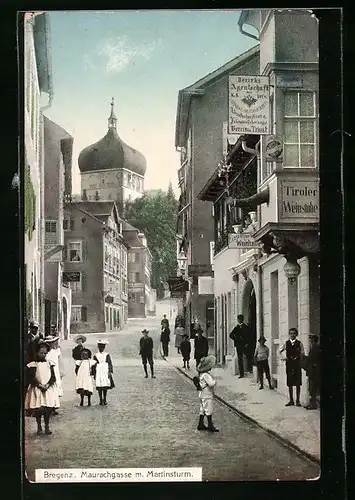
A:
[25,361,60,413]
[94,352,111,388]
[46,347,63,397]
[75,359,97,394]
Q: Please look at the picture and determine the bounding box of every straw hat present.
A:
[97,339,108,345]
[44,335,59,343]
[75,334,87,344]
[197,355,216,373]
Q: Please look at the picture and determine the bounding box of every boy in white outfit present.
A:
[193,355,219,432]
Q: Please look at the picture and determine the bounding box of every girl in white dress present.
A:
[45,336,64,397]
[75,348,97,406]
[25,343,59,435]
[93,340,114,405]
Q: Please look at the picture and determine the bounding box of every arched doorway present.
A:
[62,297,68,340]
[242,279,257,352]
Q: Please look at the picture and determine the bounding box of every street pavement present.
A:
[25,315,319,482]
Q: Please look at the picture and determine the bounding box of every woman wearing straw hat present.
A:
[72,334,91,361]
[193,355,219,432]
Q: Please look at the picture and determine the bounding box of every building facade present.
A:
[24,12,53,330]
[198,9,319,402]
[123,222,154,318]
[78,99,146,215]
[43,116,73,338]
[175,46,260,339]
[63,201,128,333]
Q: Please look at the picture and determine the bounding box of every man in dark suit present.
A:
[229,314,253,378]
[194,329,209,369]
[139,329,155,378]
[304,334,320,410]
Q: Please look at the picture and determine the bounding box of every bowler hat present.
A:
[142,329,149,334]
[258,336,267,342]
[75,334,87,344]
[29,320,39,328]
[197,355,216,373]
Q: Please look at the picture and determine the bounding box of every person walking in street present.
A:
[193,355,219,432]
[160,324,170,357]
[174,322,185,354]
[280,328,305,407]
[25,342,59,435]
[180,334,191,369]
[161,314,169,329]
[93,340,114,405]
[194,328,209,370]
[304,334,320,410]
[254,337,274,390]
[72,334,91,360]
[229,315,250,378]
[45,335,64,415]
[75,348,97,407]
[139,329,155,378]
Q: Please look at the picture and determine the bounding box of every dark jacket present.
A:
[194,335,208,360]
[229,324,250,350]
[140,336,153,356]
[160,328,170,344]
[180,339,191,357]
[72,345,92,360]
[305,343,320,380]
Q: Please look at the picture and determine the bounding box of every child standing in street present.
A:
[44,335,63,415]
[25,343,59,435]
[180,334,191,369]
[75,348,97,407]
[254,337,274,390]
[93,340,114,405]
[193,355,219,432]
[280,328,305,406]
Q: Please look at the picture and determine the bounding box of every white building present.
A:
[199,9,320,402]
[24,12,53,329]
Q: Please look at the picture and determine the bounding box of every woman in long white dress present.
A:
[75,348,97,406]
[93,340,114,405]
[25,343,59,435]
[45,336,64,413]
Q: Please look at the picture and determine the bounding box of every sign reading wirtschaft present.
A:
[229,75,270,135]
[228,233,262,249]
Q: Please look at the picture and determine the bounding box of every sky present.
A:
[44,10,258,196]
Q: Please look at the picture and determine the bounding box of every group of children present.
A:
[25,334,114,436]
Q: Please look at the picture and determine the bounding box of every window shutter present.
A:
[81,306,88,322]
[63,245,68,262]
[82,240,87,261]
[81,272,87,292]
[70,218,75,231]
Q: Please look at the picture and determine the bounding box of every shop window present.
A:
[71,306,81,323]
[283,91,317,168]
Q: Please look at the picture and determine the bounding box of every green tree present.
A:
[124,187,178,299]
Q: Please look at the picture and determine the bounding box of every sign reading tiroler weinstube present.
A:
[228,75,270,135]
[280,180,319,220]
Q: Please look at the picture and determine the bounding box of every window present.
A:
[129,272,136,283]
[71,306,82,323]
[69,274,81,292]
[45,221,57,233]
[63,215,74,231]
[135,272,140,282]
[68,241,82,262]
[81,306,88,322]
[283,91,317,168]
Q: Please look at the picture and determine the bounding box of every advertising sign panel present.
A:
[228,233,262,249]
[229,75,270,135]
[279,180,319,221]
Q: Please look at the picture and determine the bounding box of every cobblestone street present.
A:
[25,317,319,482]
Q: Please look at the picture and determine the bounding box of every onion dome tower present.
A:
[78,98,146,210]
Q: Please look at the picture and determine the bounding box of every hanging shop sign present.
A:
[128,284,144,292]
[279,180,319,221]
[228,232,263,249]
[62,271,81,282]
[228,75,270,135]
[188,264,213,277]
[265,136,283,162]
[168,276,189,292]
[198,277,214,295]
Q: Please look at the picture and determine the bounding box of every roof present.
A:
[198,135,259,202]
[78,112,146,176]
[175,44,259,148]
[33,13,53,95]
[122,221,139,232]
[72,201,118,216]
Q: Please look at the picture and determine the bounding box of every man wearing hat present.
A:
[195,355,219,432]
[26,320,44,363]
[72,335,91,360]
[139,329,155,378]
[304,334,320,410]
